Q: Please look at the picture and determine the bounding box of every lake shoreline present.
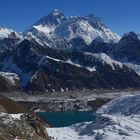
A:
[36,110,96,127]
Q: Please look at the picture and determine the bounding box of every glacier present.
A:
[47,94,140,140]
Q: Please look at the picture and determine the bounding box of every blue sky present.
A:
[0,0,140,35]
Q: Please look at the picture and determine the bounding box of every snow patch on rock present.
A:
[0,72,19,86]
[0,27,22,39]
[84,52,124,70]
[0,27,14,39]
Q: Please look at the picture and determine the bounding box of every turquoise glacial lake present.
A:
[37,111,96,127]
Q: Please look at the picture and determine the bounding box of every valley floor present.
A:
[2,89,140,112]
[1,90,140,140]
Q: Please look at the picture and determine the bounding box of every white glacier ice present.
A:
[47,94,140,140]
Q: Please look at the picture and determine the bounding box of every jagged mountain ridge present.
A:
[0,9,121,51]
[85,31,140,75]
[0,26,22,40]
[0,10,140,92]
[23,9,120,49]
[0,39,140,92]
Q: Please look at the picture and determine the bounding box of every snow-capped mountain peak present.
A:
[0,26,22,40]
[22,10,121,49]
[50,9,63,16]
[121,32,139,41]
[22,9,67,43]
[86,14,104,29]
[118,31,140,47]
[34,9,66,26]
[0,27,14,39]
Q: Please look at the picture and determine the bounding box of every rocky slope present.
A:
[85,31,140,75]
[0,39,140,93]
[0,95,49,140]
[0,95,28,113]
[0,113,49,140]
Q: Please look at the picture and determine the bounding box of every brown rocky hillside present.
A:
[0,95,49,140]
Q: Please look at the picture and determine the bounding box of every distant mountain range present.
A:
[0,9,140,93]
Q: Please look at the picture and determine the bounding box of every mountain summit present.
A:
[23,9,120,49]
[0,10,140,93]
[35,9,66,26]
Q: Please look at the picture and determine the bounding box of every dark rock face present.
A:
[113,32,140,63]
[96,64,140,88]
[70,37,88,50]
[66,51,140,89]
[0,38,19,52]
[0,40,105,92]
[26,65,104,92]
[85,41,115,54]
[12,40,106,91]
[0,73,19,92]
[0,37,140,93]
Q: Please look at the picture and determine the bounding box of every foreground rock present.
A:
[0,113,49,140]
[0,95,49,140]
